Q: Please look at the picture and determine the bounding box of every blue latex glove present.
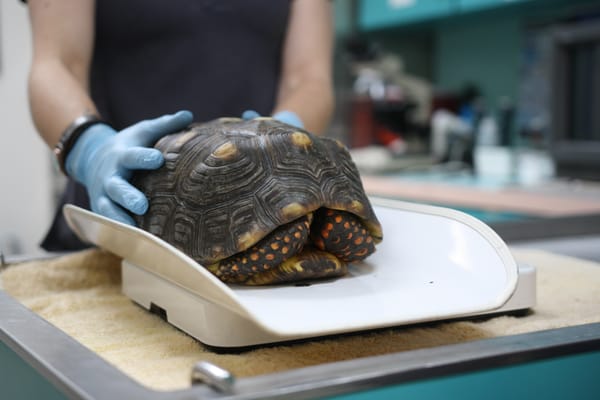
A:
[242,109,304,129]
[66,110,194,225]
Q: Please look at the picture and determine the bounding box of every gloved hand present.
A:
[242,109,304,129]
[66,110,194,225]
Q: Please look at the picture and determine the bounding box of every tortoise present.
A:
[131,117,383,285]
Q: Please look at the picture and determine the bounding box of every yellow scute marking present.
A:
[291,132,312,147]
[282,202,306,219]
[212,142,238,159]
[217,117,242,123]
[174,130,198,147]
[350,200,364,213]
[237,227,263,250]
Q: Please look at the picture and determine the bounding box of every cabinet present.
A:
[459,0,531,12]
[358,0,536,31]
[359,0,455,30]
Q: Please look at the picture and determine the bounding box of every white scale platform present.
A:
[64,198,535,348]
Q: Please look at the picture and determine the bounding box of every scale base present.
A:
[122,260,536,348]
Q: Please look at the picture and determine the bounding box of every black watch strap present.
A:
[54,114,103,175]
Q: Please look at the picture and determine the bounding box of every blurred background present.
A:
[330,0,600,177]
[2,0,600,257]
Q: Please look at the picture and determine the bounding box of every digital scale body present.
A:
[63,198,533,348]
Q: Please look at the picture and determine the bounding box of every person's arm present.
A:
[28,0,98,148]
[273,0,334,135]
[27,0,193,225]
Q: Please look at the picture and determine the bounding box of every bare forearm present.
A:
[27,0,96,149]
[28,60,97,148]
[275,0,334,135]
[274,77,334,135]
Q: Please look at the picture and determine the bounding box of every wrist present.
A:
[65,122,115,183]
[54,113,104,175]
[273,110,304,129]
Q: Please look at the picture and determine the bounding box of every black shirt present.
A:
[41,0,292,250]
[92,0,291,129]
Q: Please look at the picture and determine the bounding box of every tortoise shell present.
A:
[132,118,383,282]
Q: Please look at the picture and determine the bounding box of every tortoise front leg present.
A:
[310,208,376,262]
[207,214,312,284]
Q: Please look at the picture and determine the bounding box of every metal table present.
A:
[2,286,600,399]
[3,201,600,399]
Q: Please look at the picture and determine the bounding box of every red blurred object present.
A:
[375,124,401,146]
[350,97,375,148]
[431,92,461,115]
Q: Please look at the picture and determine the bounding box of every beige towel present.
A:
[1,248,599,390]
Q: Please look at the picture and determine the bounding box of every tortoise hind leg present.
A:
[243,248,346,285]
[310,208,376,262]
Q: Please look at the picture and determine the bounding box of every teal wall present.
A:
[434,12,521,114]
[333,0,354,37]
[365,31,435,82]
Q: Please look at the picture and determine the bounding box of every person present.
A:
[26,0,334,251]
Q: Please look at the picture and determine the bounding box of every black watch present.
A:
[54,113,103,175]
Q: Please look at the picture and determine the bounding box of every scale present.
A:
[63,198,535,348]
